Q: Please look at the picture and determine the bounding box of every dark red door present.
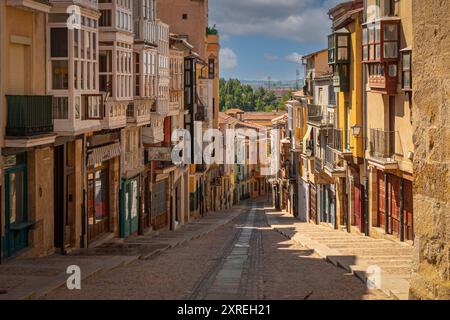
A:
[310,185,317,224]
[377,170,386,230]
[390,175,401,237]
[354,182,365,232]
[403,180,414,240]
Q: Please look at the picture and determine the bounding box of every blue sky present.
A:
[209,0,342,81]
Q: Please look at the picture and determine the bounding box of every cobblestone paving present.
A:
[43,199,388,300]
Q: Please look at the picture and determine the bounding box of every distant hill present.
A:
[241,79,303,90]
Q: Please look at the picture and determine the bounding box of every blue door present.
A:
[121,178,139,237]
[3,163,29,257]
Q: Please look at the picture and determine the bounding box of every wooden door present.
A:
[390,175,401,237]
[377,171,387,230]
[54,145,65,251]
[354,182,364,232]
[403,179,414,240]
[310,184,317,224]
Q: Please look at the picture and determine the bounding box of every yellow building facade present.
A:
[363,0,414,242]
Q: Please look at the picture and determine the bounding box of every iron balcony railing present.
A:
[370,129,397,159]
[307,104,333,126]
[314,156,323,173]
[328,128,344,152]
[325,145,335,170]
[6,95,53,137]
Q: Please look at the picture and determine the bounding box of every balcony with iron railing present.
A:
[327,128,352,156]
[314,156,324,173]
[369,129,400,164]
[324,145,345,176]
[307,104,334,128]
[6,95,54,137]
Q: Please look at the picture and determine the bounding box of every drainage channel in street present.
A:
[188,201,262,300]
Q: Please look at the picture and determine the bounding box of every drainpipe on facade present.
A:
[0,4,3,264]
[362,4,370,237]
[81,134,88,248]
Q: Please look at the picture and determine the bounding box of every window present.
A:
[182,14,188,20]
[51,28,68,57]
[99,50,112,94]
[75,96,81,119]
[208,58,215,79]
[53,97,69,119]
[401,50,412,90]
[135,53,140,96]
[99,10,111,27]
[52,60,69,90]
[383,24,398,59]
[84,95,103,119]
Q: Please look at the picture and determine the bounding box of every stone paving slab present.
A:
[0,205,243,300]
[265,205,413,300]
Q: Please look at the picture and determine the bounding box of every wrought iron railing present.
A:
[328,128,344,152]
[6,95,53,136]
[370,128,397,159]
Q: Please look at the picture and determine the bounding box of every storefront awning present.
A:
[302,126,313,154]
[87,142,121,167]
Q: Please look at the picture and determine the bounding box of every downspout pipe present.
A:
[362,1,370,237]
[0,3,3,264]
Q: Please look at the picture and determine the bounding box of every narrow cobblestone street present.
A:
[40,199,388,300]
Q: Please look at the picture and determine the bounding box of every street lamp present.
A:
[351,124,362,138]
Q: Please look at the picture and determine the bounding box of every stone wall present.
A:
[409,0,450,300]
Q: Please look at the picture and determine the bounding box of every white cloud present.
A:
[220,48,238,70]
[210,0,342,44]
[285,52,303,64]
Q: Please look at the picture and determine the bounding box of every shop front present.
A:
[2,153,30,258]
[152,179,169,230]
[120,176,140,238]
[86,140,121,244]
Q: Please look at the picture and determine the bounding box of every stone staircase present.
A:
[265,206,413,300]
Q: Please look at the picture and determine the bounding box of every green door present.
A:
[4,164,28,257]
[121,178,139,238]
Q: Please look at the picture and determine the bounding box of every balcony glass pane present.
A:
[375,23,381,42]
[384,24,398,41]
[384,42,398,58]
[375,44,381,59]
[338,48,348,61]
[363,46,368,61]
[388,64,397,77]
[52,60,69,90]
[338,35,348,46]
